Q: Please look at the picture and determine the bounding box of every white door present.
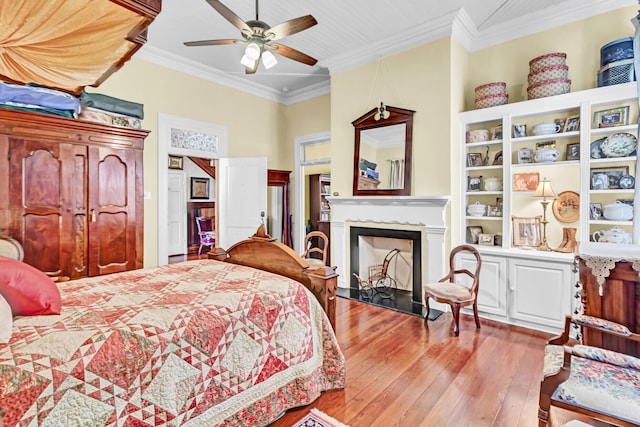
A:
[217,157,267,250]
[167,170,187,256]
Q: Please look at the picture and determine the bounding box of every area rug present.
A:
[291,408,350,427]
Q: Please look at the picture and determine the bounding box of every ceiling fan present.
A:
[184,0,318,74]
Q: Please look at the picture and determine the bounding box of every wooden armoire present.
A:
[0,109,148,279]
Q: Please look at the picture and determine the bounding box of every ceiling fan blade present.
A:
[184,39,240,47]
[266,15,317,40]
[206,0,252,33]
[271,43,317,66]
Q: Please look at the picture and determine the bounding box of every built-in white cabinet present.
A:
[458,250,575,333]
[458,82,637,333]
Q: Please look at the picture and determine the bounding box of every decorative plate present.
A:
[552,191,580,223]
[601,132,637,157]
[618,174,635,189]
[590,137,606,159]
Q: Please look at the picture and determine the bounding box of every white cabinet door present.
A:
[508,257,573,332]
[459,252,507,318]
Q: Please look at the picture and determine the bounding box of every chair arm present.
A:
[572,314,632,337]
[569,345,640,370]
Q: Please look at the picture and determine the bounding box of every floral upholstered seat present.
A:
[538,315,640,427]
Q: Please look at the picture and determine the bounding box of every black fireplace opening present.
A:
[340,226,434,317]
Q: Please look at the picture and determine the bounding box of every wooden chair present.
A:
[302,231,328,269]
[538,314,640,427]
[423,244,481,336]
[0,235,24,261]
[195,216,215,256]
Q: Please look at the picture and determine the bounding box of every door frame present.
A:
[157,113,228,266]
[294,131,330,253]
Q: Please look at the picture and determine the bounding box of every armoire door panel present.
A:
[88,146,137,276]
[9,139,88,278]
[22,213,63,276]
[22,149,61,208]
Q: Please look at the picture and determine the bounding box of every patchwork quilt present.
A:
[0,260,345,426]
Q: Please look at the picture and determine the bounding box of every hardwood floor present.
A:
[269,297,607,427]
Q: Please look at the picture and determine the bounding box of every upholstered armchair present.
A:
[538,314,640,427]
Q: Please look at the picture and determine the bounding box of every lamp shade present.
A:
[533,178,557,198]
[261,50,277,69]
[244,43,261,61]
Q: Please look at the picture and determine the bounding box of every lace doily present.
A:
[580,255,640,296]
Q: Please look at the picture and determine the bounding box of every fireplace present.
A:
[327,195,450,313]
[350,226,422,309]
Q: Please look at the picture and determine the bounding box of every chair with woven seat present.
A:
[0,235,24,261]
[195,216,215,256]
[423,244,481,336]
[538,314,640,427]
[302,231,328,269]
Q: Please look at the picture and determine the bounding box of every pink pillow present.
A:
[0,256,61,315]
[0,293,12,343]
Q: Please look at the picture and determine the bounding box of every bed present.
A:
[0,228,345,426]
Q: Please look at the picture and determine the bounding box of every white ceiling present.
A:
[137,0,636,104]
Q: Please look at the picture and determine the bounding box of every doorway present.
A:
[294,131,330,253]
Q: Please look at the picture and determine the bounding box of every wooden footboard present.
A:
[209,225,338,330]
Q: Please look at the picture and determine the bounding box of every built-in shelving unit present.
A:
[458,82,637,334]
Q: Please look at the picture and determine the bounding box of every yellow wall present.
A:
[330,37,453,197]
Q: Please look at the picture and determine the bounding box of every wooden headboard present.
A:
[210,225,338,330]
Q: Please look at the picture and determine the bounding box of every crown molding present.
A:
[321,10,459,75]
[465,0,636,51]
[134,45,287,103]
[281,80,330,105]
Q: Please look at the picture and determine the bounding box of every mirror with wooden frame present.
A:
[352,105,414,196]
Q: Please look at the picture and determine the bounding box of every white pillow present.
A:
[0,293,12,344]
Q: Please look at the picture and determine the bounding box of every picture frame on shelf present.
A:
[589,203,603,220]
[487,204,502,217]
[535,140,556,150]
[467,152,483,167]
[466,226,484,244]
[590,166,629,190]
[566,143,580,161]
[467,175,482,191]
[478,233,495,246]
[492,150,503,165]
[168,155,184,170]
[517,147,533,164]
[491,125,503,140]
[554,118,566,132]
[513,172,540,191]
[513,124,526,138]
[512,215,541,248]
[190,177,210,199]
[593,106,629,128]
[563,115,580,132]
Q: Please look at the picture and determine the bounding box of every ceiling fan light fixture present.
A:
[261,50,277,69]
[244,42,261,61]
[240,54,257,70]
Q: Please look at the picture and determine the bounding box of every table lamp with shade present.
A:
[533,177,556,251]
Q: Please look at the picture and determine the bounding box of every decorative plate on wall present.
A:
[552,191,580,223]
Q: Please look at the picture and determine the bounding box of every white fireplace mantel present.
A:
[327,196,451,291]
